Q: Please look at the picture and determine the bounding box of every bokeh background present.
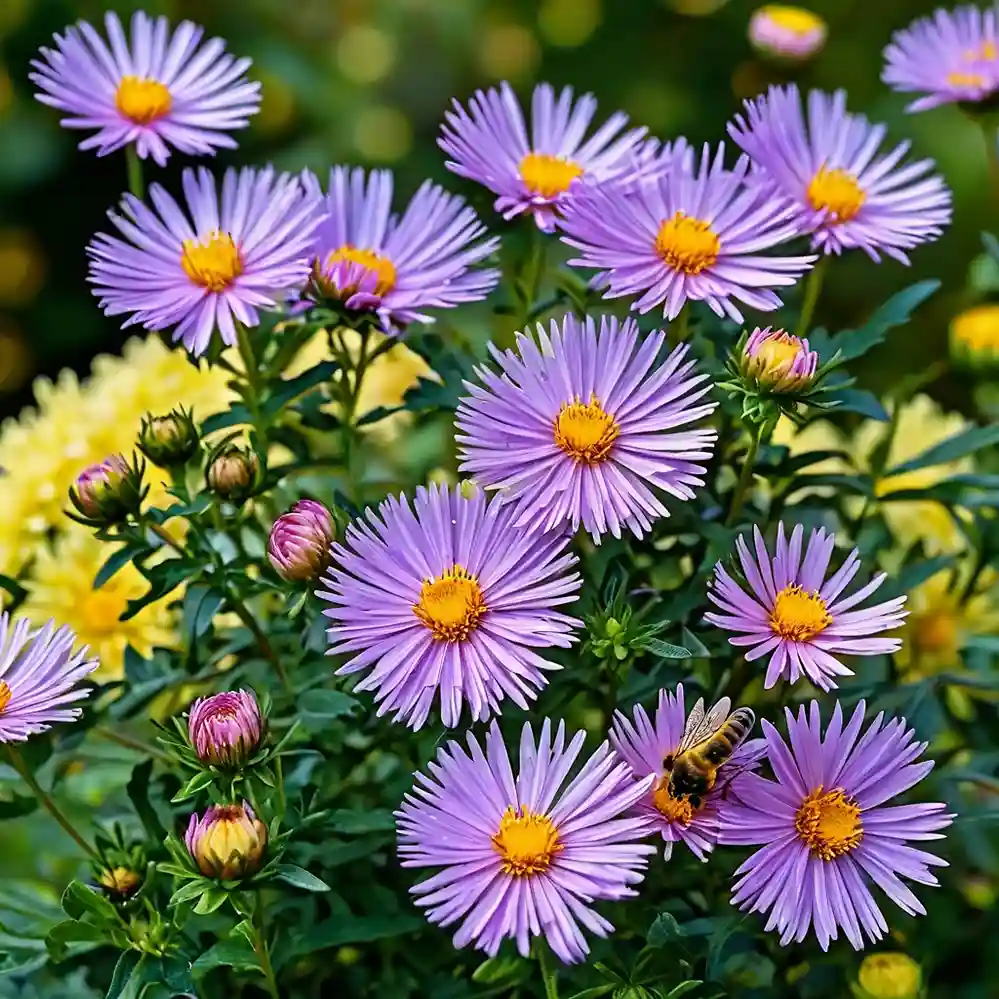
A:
[0,0,993,423]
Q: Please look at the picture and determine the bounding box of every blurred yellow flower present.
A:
[950,302,999,370]
[855,952,921,999]
[19,526,176,680]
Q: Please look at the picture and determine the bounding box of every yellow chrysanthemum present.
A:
[18,525,176,680]
[896,564,999,678]
[0,336,234,573]
[773,395,973,554]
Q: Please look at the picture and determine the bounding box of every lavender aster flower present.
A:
[268,499,335,582]
[721,701,953,950]
[396,719,656,964]
[456,314,718,542]
[0,614,97,742]
[88,166,322,357]
[728,85,952,263]
[187,689,262,767]
[610,685,766,862]
[319,484,582,730]
[705,523,908,692]
[439,81,647,231]
[306,167,499,331]
[185,801,267,879]
[559,142,816,322]
[31,11,260,166]
[883,5,999,112]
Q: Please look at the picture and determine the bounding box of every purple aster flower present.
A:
[883,5,999,112]
[30,11,260,167]
[88,166,322,357]
[455,313,718,542]
[187,689,262,768]
[610,685,766,862]
[559,142,816,322]
[396,719,656,964]
[720,700,953,951]
[705,523,908,692]
[305,167,499,331]
[318,483,582,730]
[749,6,828,62]
[0,614,97,742]
[439,81,647,231]
[728,85,952,263]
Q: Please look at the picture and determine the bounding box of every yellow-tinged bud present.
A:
[99,866,142,896]
[950,303,999,372]
[856,953,922,999]
[185,801,267,880]
[741,327,819,393]
[138,408,200,467]
[206,444,261,504]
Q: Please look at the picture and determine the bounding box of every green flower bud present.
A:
[138,408,200,467]
[206,444,261,504]
[68,453,146,526]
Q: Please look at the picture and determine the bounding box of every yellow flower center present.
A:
[963,40,998,62]
[115,75,172,125]
[759,5,825,34]
[181,232,244,293]
[947,71,987,87]
[652,780,696,825]
[913,609,958,657]
[0,680,11,714]
[770,584,831,642]
[99,866,141,893]
[81,589,128,637]
[520,152,584,198]
[554,396,619,463]
[325,245,397,296]
[951,304,999,352]
[755,335,801,371]
[794,786,863,860]
[807,167,866,222]
[413,565,486,641]
[655,212,721,275]
[491,805,561,876]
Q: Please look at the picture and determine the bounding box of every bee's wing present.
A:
[676,696,731,755]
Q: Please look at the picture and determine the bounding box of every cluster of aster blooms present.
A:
[7,3,997,992]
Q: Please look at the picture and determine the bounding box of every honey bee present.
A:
[662,696,756,806]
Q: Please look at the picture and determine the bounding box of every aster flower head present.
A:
[268,499,335,582]
[728,85,952,263]
[610,685,766,862]
[706,523,908,692]
[185,801,267,880]
[305,167,500,331]
[721,700,953,951]
[456,314,718,542]
[740,327,819,393]
[559,142,817,323]
[187,689,263,768]
[439,81,648,231]
[319,483,582,730]
[88,166,322,357]
[0,614,98,742]
[69,452,145,525]
[749,5,828,62]
[883,5,999,113]
[31,11,260,167]
[396,719,656,964]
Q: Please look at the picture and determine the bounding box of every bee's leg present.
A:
[663,754,674,772]
[689,794,701,809]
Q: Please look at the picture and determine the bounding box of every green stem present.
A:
[537,941,559,999]
[982,121,999,215]
[145,521,185,556]
[227,591,290,692]
[726,427,763,528]
[95,726,171,762]
[797,255,829,338]
[125,146,145,200]
[340,327,373,504]
[253,893,281,999]
[236,322,264,398]
[673,307,691,343]
[6,746,101,862]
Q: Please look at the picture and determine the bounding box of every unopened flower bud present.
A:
[268,500,335,582]
[69,453,145,524]
[741,327,818,393]
[856,953,921,999]
[188,689,263,768]
[749,5,827,63]
[950,303,999,373]
[138,408,200,467]
[99,866,142,897]
[206,445,260,503]
[185,801,267,880]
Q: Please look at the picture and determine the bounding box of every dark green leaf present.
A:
[200,405,253,435]
[355,404,406,427]
[0,793,38,819]
[60,881,117,924]
[648,912,685,947]
[127,759,167,842]
[192,889,229,915]
[565,989,616,999]
[263,361,338,418]
[106,952,142,999]
[472,955,531,985]
[293,913,424,954]
[274,864,329,892]
[821,388,889,422]
[94,542,149,590]
[192,934,260,977]
[122,562,189,621]
[831,280,940,363]
[45,918,106,961]
[640,638,691,660]
[886,424,999,476]
[666,983,703,999]
[181,584,226,640]
[298,688,362,723]
[171,769,216,802]
[330,808,397,834]
[0,573,27,609]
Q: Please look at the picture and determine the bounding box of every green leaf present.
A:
[885,424,999,476]
[192,933,260,977]
[831,280,940,363]
[0,793,38,819]
[60,881,117,924]
[169,880,208,907]
[200,405,253,435]
[330,808,397,834]
[822,388,889,422]
[647,912,685,947]
[192,888,229,915]
[292,913,424,954]
[122,562,189,621]
[298,688,362,724]
[666,983,704,999]
[106,951,142,999]
[0,573,28,610]
[274,864,329,892]
[94,542,150,590]
[45,918,106,961]
[171,769,216,803]
[355,404,406,427]
[565,989,616,999]
[127,759,167,842]
[181,584,226,640]
[472,955,531,985]
[263,360,339,418]
[640,638,691,660]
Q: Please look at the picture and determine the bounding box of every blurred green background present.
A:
[0,0,989,414]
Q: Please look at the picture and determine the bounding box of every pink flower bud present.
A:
[69,453,144,523]
[187,689,262,768]
[185,801,267,880]
[267,499,335,582]
[741,327,819,393]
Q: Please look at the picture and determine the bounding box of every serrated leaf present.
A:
[274,864,329,892]
[885,423,999,476]
[640,638,691,660]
